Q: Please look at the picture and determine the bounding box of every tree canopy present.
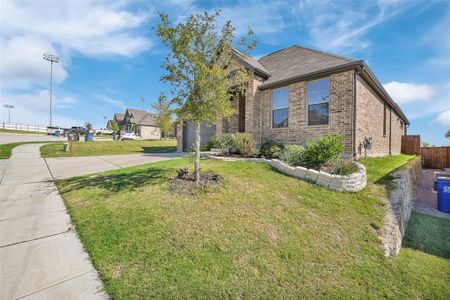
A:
[155,10,256,182]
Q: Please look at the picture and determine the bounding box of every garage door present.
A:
[182,121,216,151]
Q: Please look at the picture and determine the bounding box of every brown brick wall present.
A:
[355,76,404,156]
[255,70,355,153]
[211,63,406,157]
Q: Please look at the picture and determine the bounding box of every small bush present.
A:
[259,140,284,159]
[321,160,359,175]
[302,134,345,169]
[211,134,235,151]
[279,144,305,166]
[202,140,215,151]
[232,133,258,157]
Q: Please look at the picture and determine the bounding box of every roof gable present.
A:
[125,109,156,126]
[232,49,270,78]
[114,113,124,122]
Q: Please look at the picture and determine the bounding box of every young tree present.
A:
[109,120,119,132]
[152,93,173,138]
[155,10,255,182]
[84,122,93,132]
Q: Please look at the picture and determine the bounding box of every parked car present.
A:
[47,126,64,135]
[95,128,113,135]
[121,130,137,141]
[70,126,86,135]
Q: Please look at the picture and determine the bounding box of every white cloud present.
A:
[0,36,68,88]
[1,0,152,57]
[423,10,450,66]
[291,0,421,53]
[96,94,126,109]
[383,81,435,104]
[435,110,450,126]
[0,90,81,126]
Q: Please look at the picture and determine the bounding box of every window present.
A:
[383,104,387,137]
[272,87,289,128]
[307,78,330,126]
[400,120,404,130]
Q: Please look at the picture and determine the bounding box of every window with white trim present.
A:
[307,78,330,126]
[272,87,289,128]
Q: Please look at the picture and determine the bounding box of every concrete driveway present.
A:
[0,133,64,145]
[45,152,183,179]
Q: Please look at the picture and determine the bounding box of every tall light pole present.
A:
[3,104,14,123]
[43,53,59,126]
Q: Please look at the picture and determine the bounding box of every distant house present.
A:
[123,108,161,139]
[113,113,125,127]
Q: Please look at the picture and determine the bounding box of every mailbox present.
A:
[67,132,79,141]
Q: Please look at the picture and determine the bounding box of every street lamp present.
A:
[43,53,59,126]
[3,104,14,123]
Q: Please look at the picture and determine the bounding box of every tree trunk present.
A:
[194,120,201,183]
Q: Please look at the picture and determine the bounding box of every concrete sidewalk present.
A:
[0,144,107,299]
[45,152,182,179]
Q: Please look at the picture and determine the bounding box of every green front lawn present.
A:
[0,128,46,135]
[56,155,449,299]
[40,139,177,157]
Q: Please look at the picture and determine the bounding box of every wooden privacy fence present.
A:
[401,135,420,155]
[421,146,450,169]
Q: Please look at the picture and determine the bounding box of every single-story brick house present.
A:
[177,45,409,157]
[122,108,161,140]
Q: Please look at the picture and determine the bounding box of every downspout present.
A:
[353,65,362,157]
[389,107,392,155]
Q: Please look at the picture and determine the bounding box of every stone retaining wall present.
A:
[381,157,421,256]
[207,154,367,193]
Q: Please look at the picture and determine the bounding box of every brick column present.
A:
[245,72,255,133]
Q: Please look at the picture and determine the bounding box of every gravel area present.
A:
[414,169,450,220]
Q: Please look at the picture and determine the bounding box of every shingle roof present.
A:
[258,45,354,86]
[125,109,156,126]
[114,113,124,122]
[232,49,271,78]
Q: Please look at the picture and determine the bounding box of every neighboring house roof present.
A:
[258,45,354,87]
[232,49,271,78]
[114,113,124,122]
[125,108,157,126]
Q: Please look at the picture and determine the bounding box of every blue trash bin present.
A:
[85,132,94,142]
[435,177,450,213]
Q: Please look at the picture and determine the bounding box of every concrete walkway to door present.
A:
[0,144,107,299]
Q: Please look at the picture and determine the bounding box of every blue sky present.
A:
[0,0,449,145]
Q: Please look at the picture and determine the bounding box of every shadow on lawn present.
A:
[402,211,450,259]
[61,167,171,193]
[142,146,176,153]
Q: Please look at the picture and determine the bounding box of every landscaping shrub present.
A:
[279,144,305,166]
[320,160,359,175]
[259,140,284,159]
[302,134,345,169]
[232,133,258,157]
[202,140,215,151]
[211,134,235,152]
